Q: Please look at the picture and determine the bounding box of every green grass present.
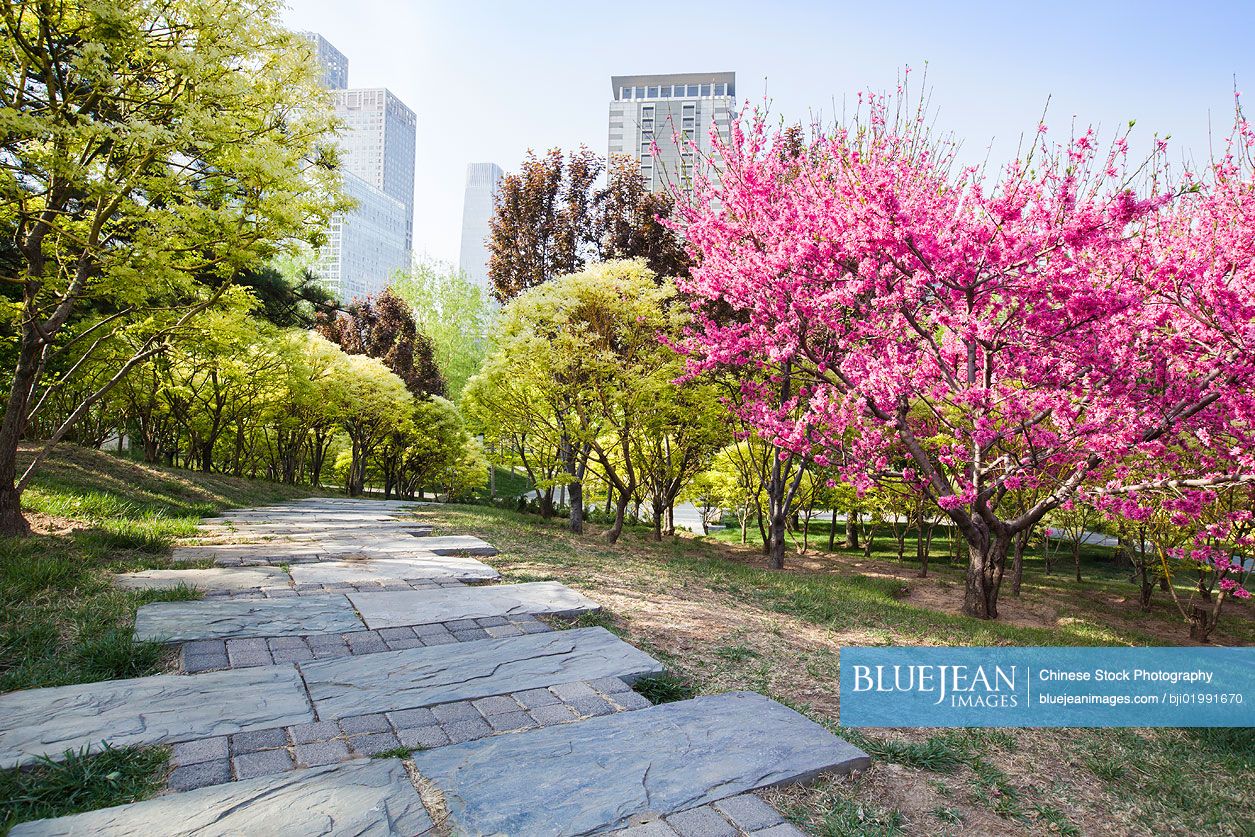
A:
[0,745,169,834]
[488,466,533,499]
[0,444,339,830]
[1,444,320,693]
[445,503,1174,648]
[630,673,698,704]
[780,790,905,837]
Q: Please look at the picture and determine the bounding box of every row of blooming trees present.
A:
[673,93,1255,619]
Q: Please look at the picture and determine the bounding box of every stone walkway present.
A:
[4,498,868,835]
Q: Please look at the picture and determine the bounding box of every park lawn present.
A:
[0,444,321,694]
[423,504,1255,837]
[707,517,1255,648]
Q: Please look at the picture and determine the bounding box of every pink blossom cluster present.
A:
[672,92,1255,545]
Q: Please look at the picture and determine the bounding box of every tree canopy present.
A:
[0,0,345,534]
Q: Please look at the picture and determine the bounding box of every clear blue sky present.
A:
[282,0,1255,265]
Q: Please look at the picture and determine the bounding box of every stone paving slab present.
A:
[349,581,598,629]
[288,554,498,585]
[135,578,581,644]
[171,543,327,564]
[206,578,465,602]
[0,667,312,769]
[611,794,803,836]
[411,535,497,556]
[10,759,432,837]
[200,522,432,536]
[171,536,490,565]
[411,691,870,836]
[114,566,290,593]
[134,595,361,642]
[302,627,663,719]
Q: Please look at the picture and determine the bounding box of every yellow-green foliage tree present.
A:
[466,260,723,542]
[391,261,496,400]
[332,355,412,496]
[0,0,344,534]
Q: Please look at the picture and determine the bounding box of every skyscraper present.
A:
[301,32,347,90]
[608,72,735,193]
[300,34,417,302]
[458,163,503,294]
[333,88,417,254]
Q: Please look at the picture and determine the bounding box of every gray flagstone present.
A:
[0,667,312,769]
[287,554,498,585]
[9,759,432,837]
[134,595,361,642]
[410,535,497,556]
[412,691,870,836]
[349,581,598,630]
[302,627,663,719]
[114,566,290,593]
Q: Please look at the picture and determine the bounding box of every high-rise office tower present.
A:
[458,163,503,294]
[333,88,417,254]
[301,34,417,302]
[608,72,735,193]
[301,32,348,90]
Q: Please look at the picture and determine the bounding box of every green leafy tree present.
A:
[331,354,412,496]
[391,261,495,399]
[473,260,691,543]
[0,0,342,534]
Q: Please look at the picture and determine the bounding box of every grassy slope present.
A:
[1,444,319,693]
[425,504,1254,837]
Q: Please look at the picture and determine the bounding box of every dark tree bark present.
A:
[844,510,859,549]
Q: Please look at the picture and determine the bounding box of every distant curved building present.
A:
[458,163,503,295]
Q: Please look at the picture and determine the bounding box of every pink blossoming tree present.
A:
[675,92,1255,619]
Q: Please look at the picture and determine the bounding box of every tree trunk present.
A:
[963,533,1010,619]
[568,479,584,534]
[0,485,29,537]
[606,494,630,544]
[829,507,838,551]
[651,498,663,541]
[1073,541,1082,583]
[1010,527,1030,596]
[767,506,787,569]
[844,511,859,549]
[1138,563,1155,610]
[1188,599,1218,642]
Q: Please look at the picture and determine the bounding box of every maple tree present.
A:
[317,289,445,399]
